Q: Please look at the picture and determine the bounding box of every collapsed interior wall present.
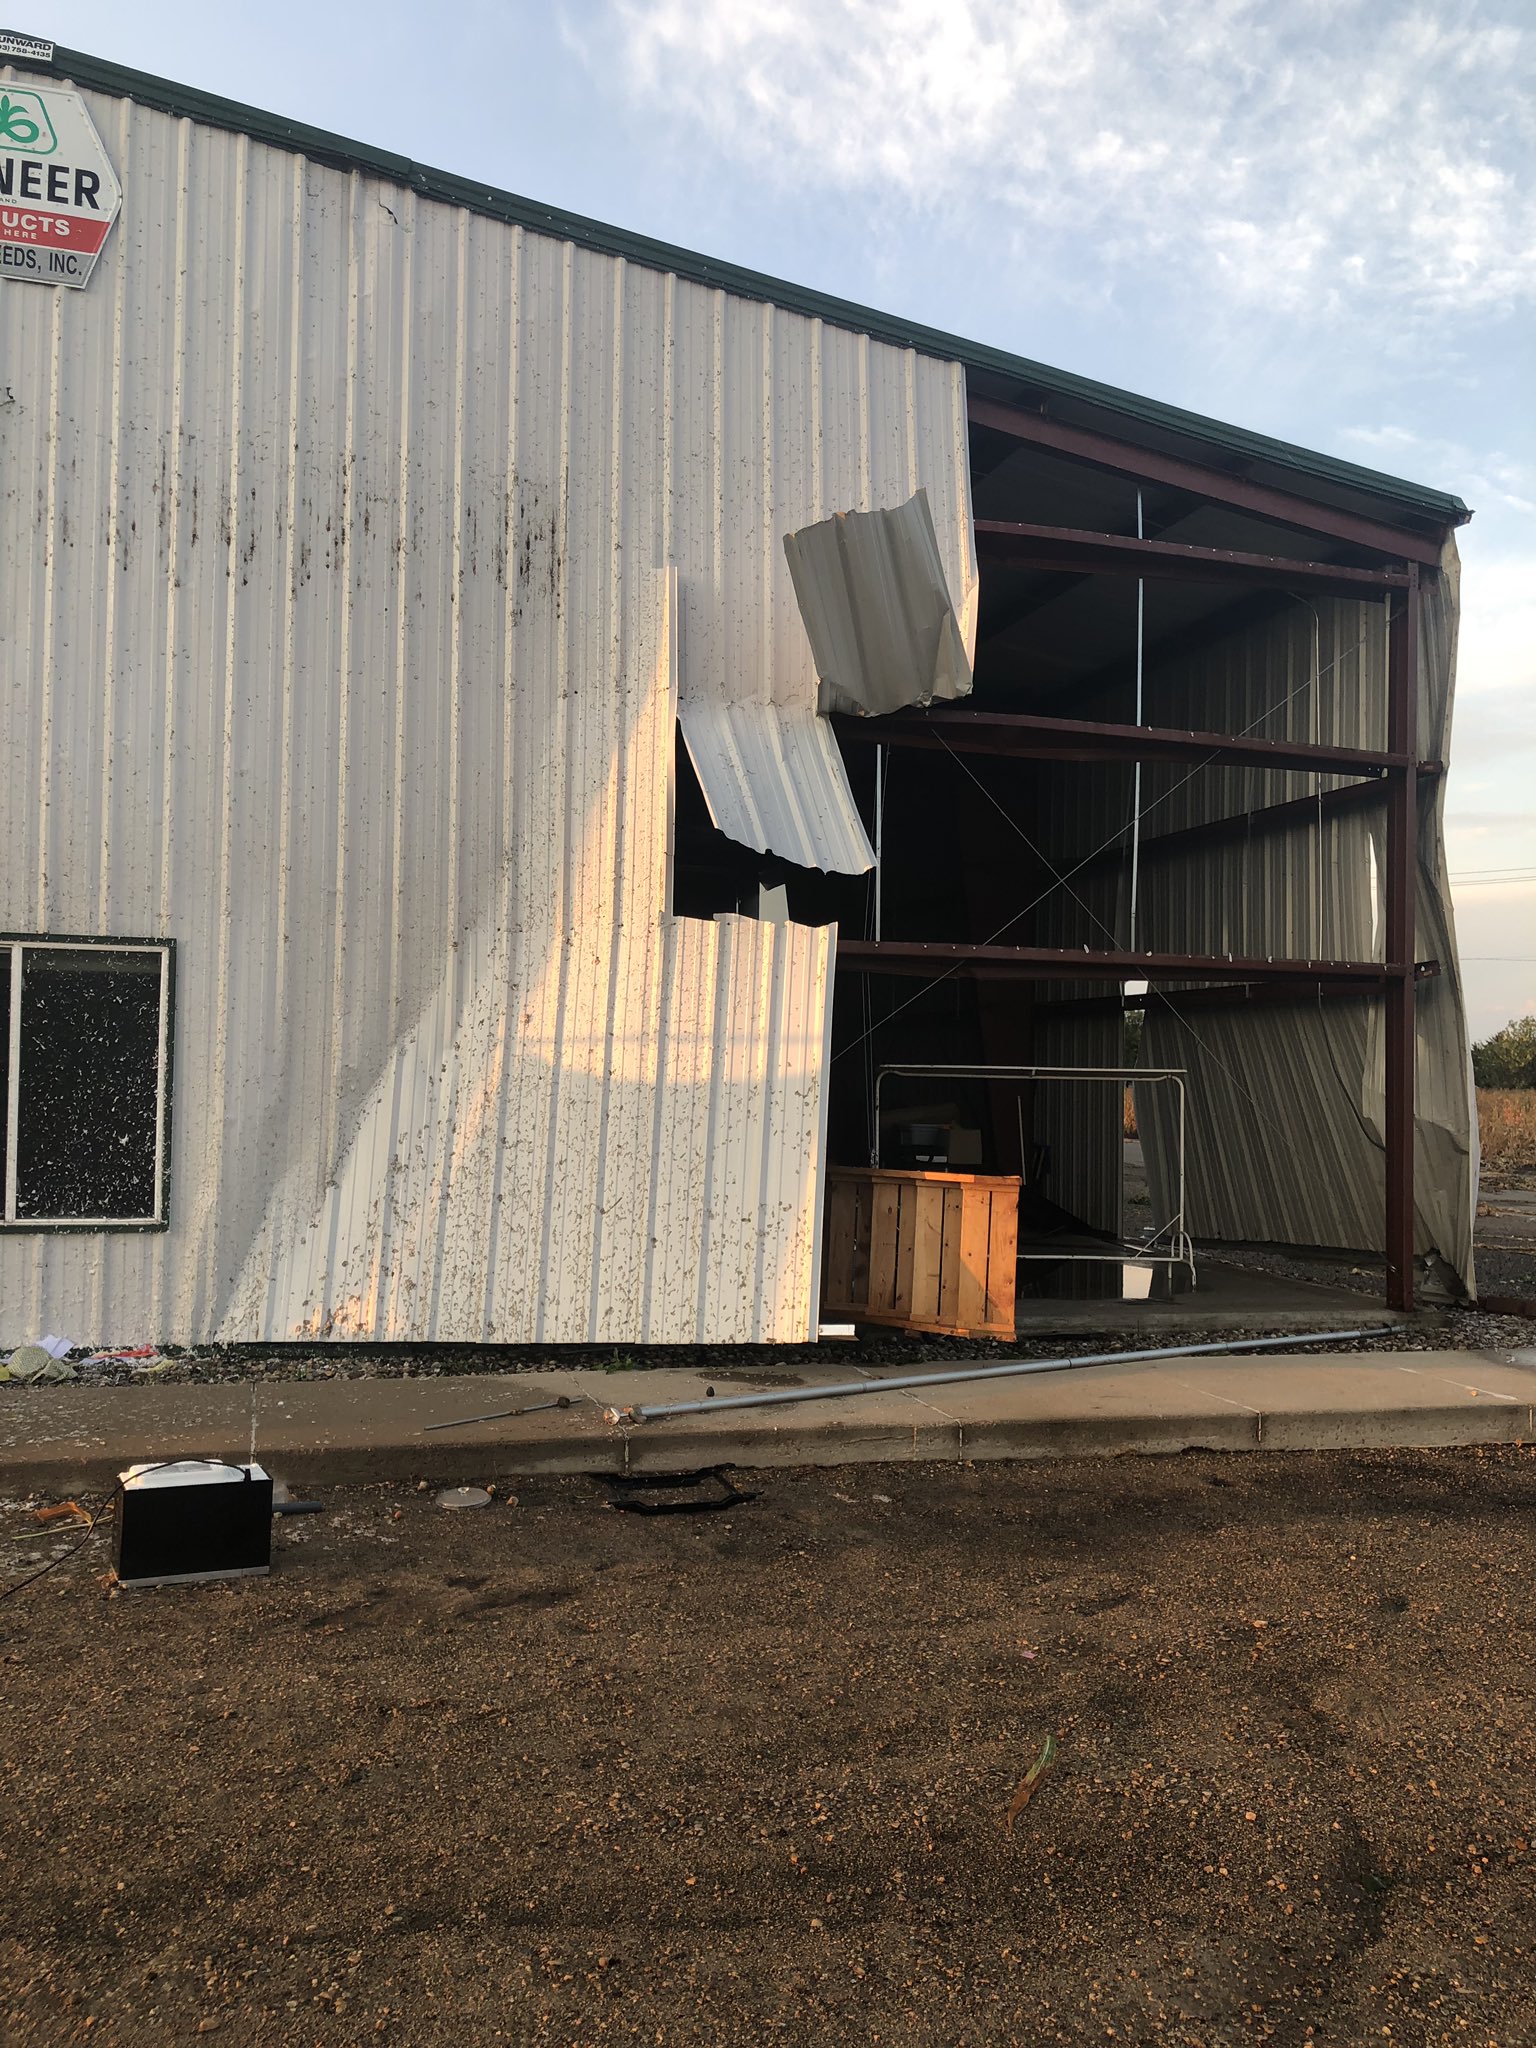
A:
[686,498,1477,1310]
[911,478,1475,1303]
[1132,544,1476,1295]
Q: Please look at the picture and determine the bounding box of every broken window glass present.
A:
[3,943,169,1225]
[0,959,9,1193]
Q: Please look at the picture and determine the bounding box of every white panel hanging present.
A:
[784,488,975,718]
[678,701,875,874]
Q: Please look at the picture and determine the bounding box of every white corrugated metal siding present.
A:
[677,489,982,874]
[678,700,876,874]
[783,488,974,717]
[0,70,973,1344]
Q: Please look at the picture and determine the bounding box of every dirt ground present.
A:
[3,1452,1535,2047]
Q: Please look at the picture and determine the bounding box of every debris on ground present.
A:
[2,1302,1529,1393]
[1,1335,76,1383]
[32,1500,93,1528]
[435,1486,493,1510]
[601,1468,758,1516]
[420,1393,587,1433]
[1005,1731,1059,1831]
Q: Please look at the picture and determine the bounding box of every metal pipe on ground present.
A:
[609,1328,1398,1424]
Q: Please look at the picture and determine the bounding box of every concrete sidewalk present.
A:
[1,1347,1534,1492]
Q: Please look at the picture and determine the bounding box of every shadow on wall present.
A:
[218,573,833,1345]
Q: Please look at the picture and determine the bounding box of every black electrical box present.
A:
[114,1460,273,1588]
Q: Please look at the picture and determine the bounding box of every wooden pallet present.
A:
[821,1167,1020,1339]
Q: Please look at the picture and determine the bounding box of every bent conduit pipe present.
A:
[612,1328,1399,1424]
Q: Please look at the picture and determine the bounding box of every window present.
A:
[1,938,174,1229]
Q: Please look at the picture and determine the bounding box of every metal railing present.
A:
[873,1062,1196,1291]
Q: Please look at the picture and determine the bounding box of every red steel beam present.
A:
[1383,566,1420,1311]
[833,706,1412,779]
[974,519,1410,596]
[968,393,1448,567]
[835,941,1407,987]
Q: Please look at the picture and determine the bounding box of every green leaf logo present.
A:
[0,92,58,154]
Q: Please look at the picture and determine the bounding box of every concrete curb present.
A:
[0,1350,1532,1493]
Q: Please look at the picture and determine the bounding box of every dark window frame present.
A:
[0,933,176,1234]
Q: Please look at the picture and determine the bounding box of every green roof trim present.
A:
[10,35,1469,529]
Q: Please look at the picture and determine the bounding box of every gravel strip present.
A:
[3,1310,1528,1393]
[5,1234,1529,1393]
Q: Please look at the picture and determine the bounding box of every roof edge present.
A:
[6,35,1471,532]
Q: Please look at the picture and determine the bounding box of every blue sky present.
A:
[37,0,1536,1036]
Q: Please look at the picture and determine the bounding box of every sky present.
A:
[31,0,1536,1038]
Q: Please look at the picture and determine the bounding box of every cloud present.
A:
[584,0,1536,332]
[1340,427,1536,518]
[1457,547,1536,700]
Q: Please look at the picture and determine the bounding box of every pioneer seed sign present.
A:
[0,83,121,288]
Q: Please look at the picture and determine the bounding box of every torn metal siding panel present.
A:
[784,488,975,717]
[669,304,977,718]
[0,86,955,1345]
[673,371,977,877]
[1137,999,1386,1251]
[1369,540,1477,1292]
[1134,561,1475,1291]
[678,701,876,874]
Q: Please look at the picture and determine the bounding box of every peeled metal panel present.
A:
[784,488,975,717]
[1367,540,1477,1292]
[1133,555,1474,1292]
[678,700,875,873]
[639,914,833,1343]
[0,72,967,1344]
[1138,999,1385,1251]
[1131,599,1390,969]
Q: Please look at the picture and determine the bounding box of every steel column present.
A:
[1384,565,1420,1310]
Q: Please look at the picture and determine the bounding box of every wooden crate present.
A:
[821,1167,1020,1339]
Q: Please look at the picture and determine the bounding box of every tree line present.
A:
[1472,1016,1536,1089]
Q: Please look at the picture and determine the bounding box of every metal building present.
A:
[0,37,1476,1347]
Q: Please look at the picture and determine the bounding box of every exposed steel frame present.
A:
[1030,968,1441,1024]
[835,438,1444,1307]
[1383,565,1420,1310]
[833,706,1414,779]
[1068,771,1441,882]
[967,393,1447,565]
[835,942,1409,987]
[974,519,1411,595]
